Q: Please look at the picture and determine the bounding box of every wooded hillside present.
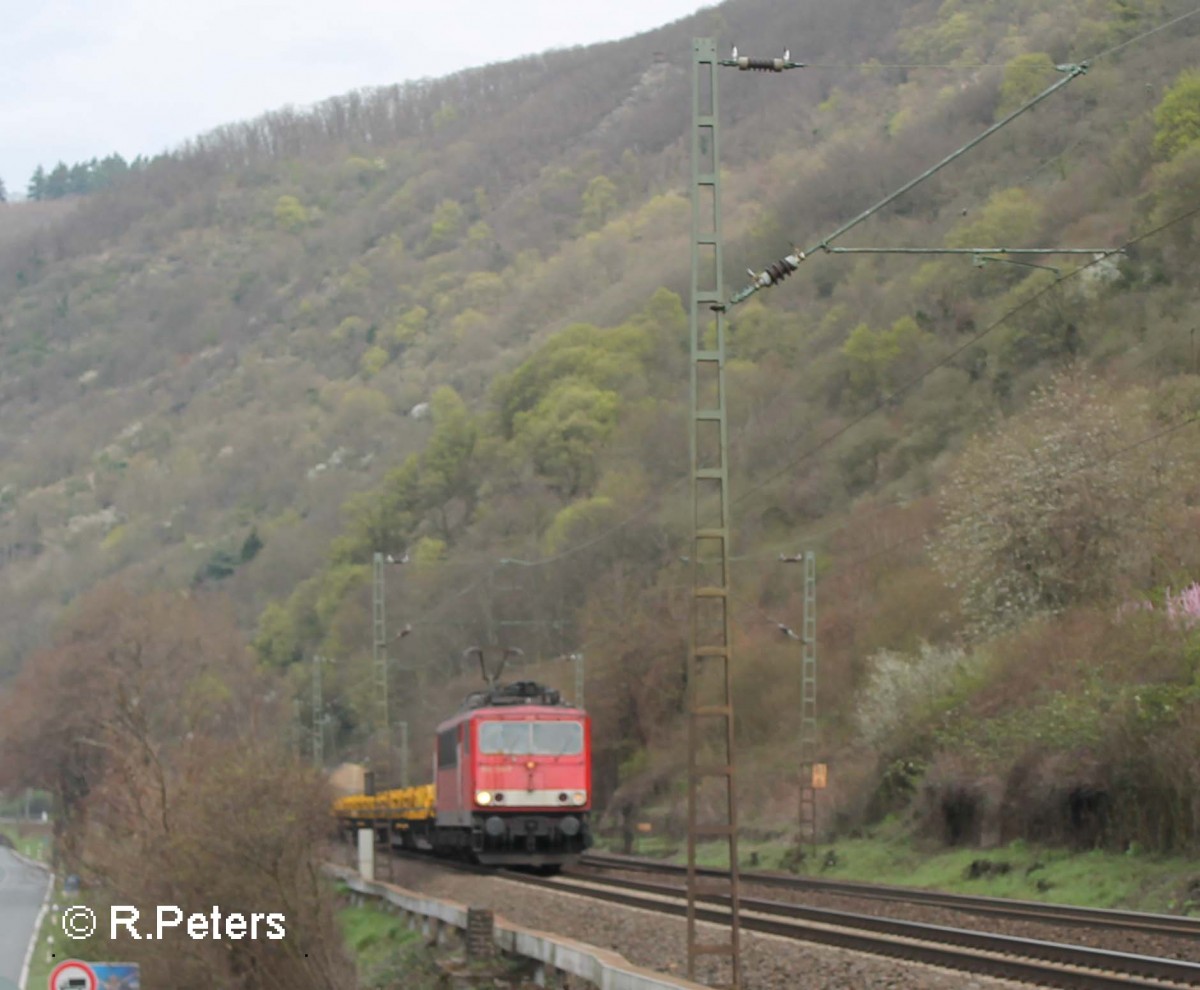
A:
[2,0,1199,851]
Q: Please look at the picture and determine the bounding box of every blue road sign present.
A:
[91,964,139,990]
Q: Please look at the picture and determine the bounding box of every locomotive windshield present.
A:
[479,720,583,756]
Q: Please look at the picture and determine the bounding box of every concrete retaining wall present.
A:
[328,865,709,990]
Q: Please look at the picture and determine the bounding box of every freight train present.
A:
[333,678,592,869]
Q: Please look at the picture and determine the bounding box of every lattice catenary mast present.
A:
[686,38,803,989]
[373,551,390,782]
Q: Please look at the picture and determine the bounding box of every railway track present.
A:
[373,846,1200,987]
[523,865,1200,989]
[581,851,1200,939]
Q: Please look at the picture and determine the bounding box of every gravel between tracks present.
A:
[576,865,1200,962]
[382,856,1037,990]
[718,871,1200,963]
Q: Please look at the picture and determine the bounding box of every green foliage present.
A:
[239,527,263,563]
[334,459,420,563]
[493,320,651,437]
[343,155,386,184]
[339,262,372,294]
[253,601,301,667]
[273,194,310,232]
[424,198,465,253]
[757,828,1194,910]
[25,153,135,200]
[331,385,480,562]
[838,420,898,492]
[579,175,619,232]
[410,536,446,564]
[358,344,389,378]
[632,191,688,239]
[728,301,798,364]
[386,305,429,352]
[841,316,930,401]
[899,9,978,63]
[450,271,505,313]
[515,382,619,497]
[466,220,493,246]
[1145,142,1200,272]
[887,106,917,138]
[997,53,1056,118]
[634,287,688,366]
[1153,69,1200,160]
[486,294,686,498]
[5,0,1200,861]
[1149,141,1200,225]
[314,563,370,629]
[817,89,843,115]
[419,386,480,536]
[874,758,928,811]
[946,187,1042,248]
[194,547,238,584]
[962,686,1108,759]
[100,523,128,551]
[543,496,615,554]
[1126,680,1200,728]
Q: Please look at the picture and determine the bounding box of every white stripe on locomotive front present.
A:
[486,789,583,807]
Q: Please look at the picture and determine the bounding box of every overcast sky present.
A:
[0,0,709,197]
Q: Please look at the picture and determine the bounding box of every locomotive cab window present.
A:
[479,720,583,756]
[533,721,583,755]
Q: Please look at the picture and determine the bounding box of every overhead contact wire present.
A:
[732,4,1200,305]
[457,8,1200,571]
[730,203,1200,513]
[1085,4,1200,62]
[730,65,1089,303]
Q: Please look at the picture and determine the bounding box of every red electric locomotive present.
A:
[431,678,592,867]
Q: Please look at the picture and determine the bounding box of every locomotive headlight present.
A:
[475,790,493,806]
[570,791,587,806]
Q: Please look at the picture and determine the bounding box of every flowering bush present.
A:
[931,375,1186,635]
[1166,583,1200,628]
[854,641,973,748]
[1118,583,1200,628]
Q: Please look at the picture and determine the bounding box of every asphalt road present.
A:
[0,845,48,988]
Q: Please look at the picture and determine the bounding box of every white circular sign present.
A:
[48,960,97,990]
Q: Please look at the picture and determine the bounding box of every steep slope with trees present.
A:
[1,0,1199,857]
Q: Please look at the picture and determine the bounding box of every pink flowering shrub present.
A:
[1119,582,1200,628]
[1165,582,1200,628]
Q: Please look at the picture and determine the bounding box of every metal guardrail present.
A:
[328,865,710,990]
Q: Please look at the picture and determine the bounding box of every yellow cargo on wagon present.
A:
[333,784,435,828]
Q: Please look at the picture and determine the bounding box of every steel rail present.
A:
[369,847,1200,988]
[551,869,1200,986]
[581,852,1200,938]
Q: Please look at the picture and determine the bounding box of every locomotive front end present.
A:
[469,708,592,865]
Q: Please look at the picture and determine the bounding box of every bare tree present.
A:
[0,583,352,989]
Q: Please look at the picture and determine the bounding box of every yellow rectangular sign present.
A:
[812,763,828,789]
